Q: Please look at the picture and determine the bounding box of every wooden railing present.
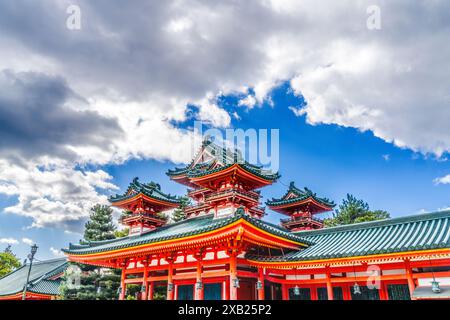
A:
[280,216,323,224]
[205,188,260,201]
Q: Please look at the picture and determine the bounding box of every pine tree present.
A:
[172,196,190,222]
[83,204,116,242]
[324,194,390,227]
[60,204,122,300]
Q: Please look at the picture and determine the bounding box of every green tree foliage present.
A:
[324,194,390,227]
[60,204,125,300]
[172,196,191,222]
[114,227,130,238]
[152,285,167,300]
[125,284,141,300]
[0,245,21,277]
[83,204,116,242]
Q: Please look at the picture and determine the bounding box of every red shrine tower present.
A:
[63,138,450,302]
[267,182,335,231]
[167,140,279,219]
[110,178,182,235]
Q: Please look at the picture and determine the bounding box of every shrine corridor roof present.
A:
[63,210,310,255]
[0,258,67,298]
[246,210,450,262]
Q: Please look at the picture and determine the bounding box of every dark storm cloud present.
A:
[0,70,122,163]
[0,0,275,101]
[0,0,450,232]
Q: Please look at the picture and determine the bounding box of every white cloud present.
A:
[238,95,257,109]
[434,174,450,185]
[22,238,34,246]
[0,160,118,231]
[288,106,306,117]
[50,247,64,257]
[0,1,448,160]
[0,238,19,244]
[0,0,449,232]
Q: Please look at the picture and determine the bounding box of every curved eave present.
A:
[63,217,309,263]
[110,192,181,208]
[166,168,190,177]
[0,292,54,300]
[246,248,450,269]
[267,196,334,214]
[189,163,278,186]
[167,174,199,188]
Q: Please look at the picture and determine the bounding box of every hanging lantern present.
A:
[429,258,441,293]
[353,282,361,295]
[351,262,361,295]
[256,280,263,290]
[168,283,174,292]
[117,286,122,295]
[293,267,300,296]
[196,281,203,290]
[140,284,146,293]
[233,278,240,288]
[431,280,441,293]
[97,286,102,294]
[293,285,300,296]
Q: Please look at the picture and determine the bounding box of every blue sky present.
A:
[0,1,449,263]
[1,81,448,261]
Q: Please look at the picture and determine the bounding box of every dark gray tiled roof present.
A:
[0,258,67,297]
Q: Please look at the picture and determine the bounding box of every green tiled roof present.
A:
[167,139,242,176]
[0,258,67,297]
[266,181,335,208]
[63,209,310,255]
[246,210,450,262]
[28,279,62,295]
[166,139,280,181]
[109,177,182,204]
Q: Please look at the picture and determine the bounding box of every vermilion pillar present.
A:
[257,268,265,300]
[223,279,230,300]
[281,284,289,300]
[379,282,388,300]
[229,254,238,300]
[195,260,204,300]
[325,269,334,300]
[311,286,318,300]
[142,263,148,300]
[342,284,351,300]
[119,268,126,300]
[404,259,416,300]
[167,262,174,300]
[148,281,154,300]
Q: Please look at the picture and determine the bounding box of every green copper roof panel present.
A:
[63,210,310,255]
[246,210,450,262]
[166,140,280,181]
[28,279,62,295]
[266,182,335,208]
[0,258,67,297]
[110,177,182,204]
